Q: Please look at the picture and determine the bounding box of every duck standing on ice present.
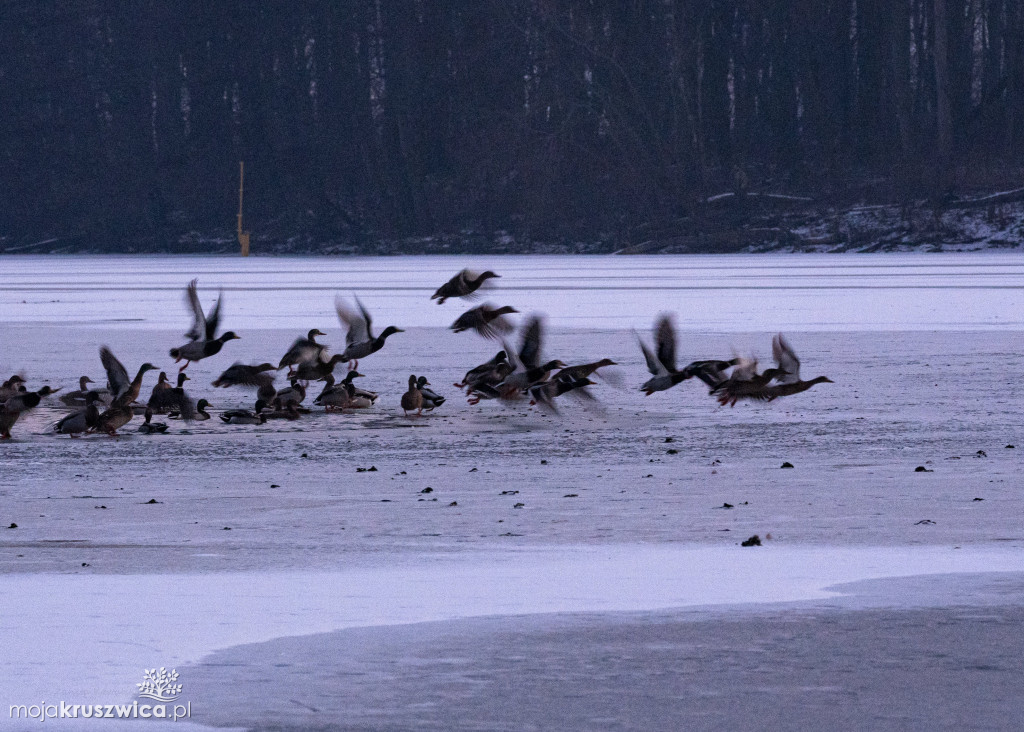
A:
[54,391,103,437]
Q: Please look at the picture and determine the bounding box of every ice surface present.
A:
[1,253,1022,730]
[2,545,1022,729]
[1,252,1023,331]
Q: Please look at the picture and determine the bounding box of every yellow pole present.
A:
[237,161,250,257]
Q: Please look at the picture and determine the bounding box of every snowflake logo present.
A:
[136,668,183,702]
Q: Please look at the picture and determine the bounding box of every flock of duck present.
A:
[0,269,832,439]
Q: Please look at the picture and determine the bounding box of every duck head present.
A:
[140,363,159,375]
[176,373,190,386]
[379,326,404,339]
[307,329,326,340]
[79,376,94,390]
[36,385,60,397]
[416,376,431,388]
[256,363,276,372]
[477,271,500,282]
[220,331,241,342]
[542,360,568,371]
[196,399,210,411]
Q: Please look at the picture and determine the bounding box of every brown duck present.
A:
[401,374,423,416]
[431,270,500,305]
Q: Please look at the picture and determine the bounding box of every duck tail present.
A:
[169,347,180,359]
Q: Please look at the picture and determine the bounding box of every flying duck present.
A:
[637,315,691,396]
[449,303,518,339]
[554,358,617,382]
[431,270,500,304]
[335,296,403,366]
[711,357,788,407]
[455,351,511,391]
[295,353,348,382]
[496,316,566,397]
[212,362,277,403]
[529,376,596,412]
[278,329,327,376]
[717,334,832,404]
[169,279,240,371]
[681,359,740,390]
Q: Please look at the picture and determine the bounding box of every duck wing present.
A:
[654,315,677,373]
[336,297,370,347]
[99,347,131,400]
[637,336,667,376]
[183,279,207,341]
[214,363,262,387]
[772,333,801,384]
[280,337,321,368]
[681,359,734,388]
[204,291,223,341]
[500,338,523,372]
[431,270,464,301]
[730,357,758,382]
[518,316,542,370]
[355,296,375,340]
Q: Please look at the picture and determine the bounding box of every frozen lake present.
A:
[1,252,1023,331]
[1,253,1022,730]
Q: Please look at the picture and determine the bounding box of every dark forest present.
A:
[3,1,1024,253]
